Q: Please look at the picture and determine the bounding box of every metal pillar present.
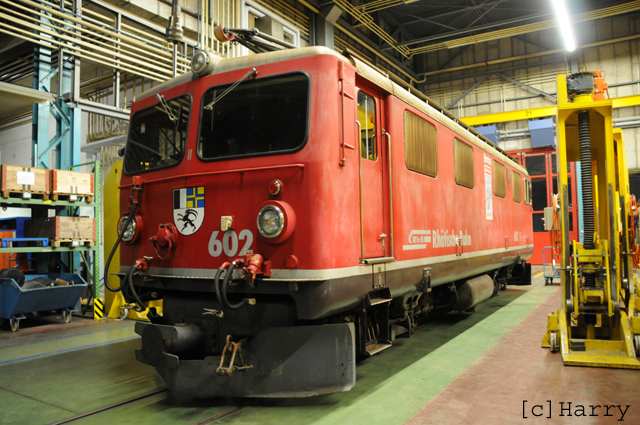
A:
[315,5,341,48]
[32,46,52,168]
[32,0,84,274]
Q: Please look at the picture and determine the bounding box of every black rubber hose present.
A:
[578,111,597,287]
[221,262,247,310]
[214,268,225,311]
[126,266,145,312]
[104,202,137,292]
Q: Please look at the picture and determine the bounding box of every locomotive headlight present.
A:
[191,51,208,73]
[257,205,284,238]
[190,50,222,78]
[118,216,137,243]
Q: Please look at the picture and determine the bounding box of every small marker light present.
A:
[268,180,282,196]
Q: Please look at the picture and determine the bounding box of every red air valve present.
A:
[134,256,153,272]
[245,254,264,283]
[231,253,271,282]
[150,223,178,260]
[128,176,144,207]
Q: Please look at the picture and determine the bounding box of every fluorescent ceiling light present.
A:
[552,0,576,52]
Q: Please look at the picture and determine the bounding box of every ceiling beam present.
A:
[513,35,551,51]
[334,18,419,80]
[495,72,557,102]
[398,0,513,25]
[383,12,548,50]
[466,0,506,28]
[407,0,640,56]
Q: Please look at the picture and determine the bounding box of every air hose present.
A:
[213,268,225,311]
[220,262,247,310]
[125,266,145,312]
[104,201,137,292]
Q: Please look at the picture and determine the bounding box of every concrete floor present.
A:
[0,267,637,424]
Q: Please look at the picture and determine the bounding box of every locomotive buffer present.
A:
[542,71,640,368]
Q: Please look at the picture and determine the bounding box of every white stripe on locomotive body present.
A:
[142,244,532,283]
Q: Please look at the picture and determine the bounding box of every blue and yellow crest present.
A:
[173,186,205,235]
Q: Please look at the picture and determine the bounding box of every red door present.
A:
[357,88,385,259]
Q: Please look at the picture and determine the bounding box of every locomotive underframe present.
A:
[129,245,531,398]
[125,244,532,320]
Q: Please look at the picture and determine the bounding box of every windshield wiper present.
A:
[204,67,258,110]
[156,94,177,121]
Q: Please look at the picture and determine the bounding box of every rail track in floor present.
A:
[48,389,244,425]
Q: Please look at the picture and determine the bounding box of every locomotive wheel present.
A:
[0,318,4,327]
[62,310,72,324]
[9,318,19,332]
[550,331,558,353]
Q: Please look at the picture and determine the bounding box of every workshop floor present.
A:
[0,267,637,425]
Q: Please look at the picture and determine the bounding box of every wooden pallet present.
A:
[51,239,95,247]
[50,193,93,202]
[1,190,48,200]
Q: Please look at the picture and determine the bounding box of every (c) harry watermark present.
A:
[523,401,630,421]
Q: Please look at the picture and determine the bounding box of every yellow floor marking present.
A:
[534,272,544,278]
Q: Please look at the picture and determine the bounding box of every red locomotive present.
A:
[112,46,533,399]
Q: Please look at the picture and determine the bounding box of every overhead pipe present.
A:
[4,0,190,80]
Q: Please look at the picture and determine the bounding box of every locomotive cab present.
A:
[115,46,533,399]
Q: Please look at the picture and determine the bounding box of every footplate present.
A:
[135,322,356,398]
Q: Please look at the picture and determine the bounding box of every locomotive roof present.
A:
[141,46,526,175]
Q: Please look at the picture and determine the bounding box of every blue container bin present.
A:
[0,273,87,332]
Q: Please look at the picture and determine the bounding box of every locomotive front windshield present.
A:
[198,73,309,160]
[124,94,191,174]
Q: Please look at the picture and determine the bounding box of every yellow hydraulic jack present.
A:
[542,71,640,368]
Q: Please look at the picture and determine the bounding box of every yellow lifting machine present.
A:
[542,70,640,368]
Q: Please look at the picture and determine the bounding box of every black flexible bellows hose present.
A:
[221,262,247,310]
[578,110,597,287]
[104,202,137,292]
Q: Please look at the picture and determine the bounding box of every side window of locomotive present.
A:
[493,160,506,198]
[525,179,532,205]
[512,171,522,203]
[198,73,309,160]
[454,138,474,189]
[124,94,191,174]
[357,91,377,161]
[404,111,437,177]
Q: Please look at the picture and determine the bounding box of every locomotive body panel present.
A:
[120,52,531,286]
[119,47,533,398]
[120,54,365,274]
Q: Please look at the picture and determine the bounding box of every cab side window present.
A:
[357,91,377,161]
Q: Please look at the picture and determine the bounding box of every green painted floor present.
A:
[0,283,556,425]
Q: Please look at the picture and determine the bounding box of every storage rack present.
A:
[0,161,101,306]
